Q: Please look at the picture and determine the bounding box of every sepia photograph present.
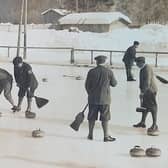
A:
[0,0,167,167]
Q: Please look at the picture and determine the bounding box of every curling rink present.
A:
[0,62,168,168]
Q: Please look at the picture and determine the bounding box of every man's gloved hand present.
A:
[139,93,144,107]
[16,83,20,87]
[27,87,31,92]
[139,93,144,100]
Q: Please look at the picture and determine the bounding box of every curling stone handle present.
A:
[134,145,141,148]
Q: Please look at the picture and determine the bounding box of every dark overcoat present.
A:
[139,64,157,94]
[122,45,136,66]
[14,62,38,89]
[85,65,117,105]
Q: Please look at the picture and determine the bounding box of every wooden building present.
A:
[58,12,132,33]
[41,8,71,24]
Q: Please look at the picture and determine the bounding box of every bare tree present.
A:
[76,0,78,12]
[0,0,168,24]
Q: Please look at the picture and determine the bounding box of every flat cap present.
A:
[135,56,145,63]
[134,41,140,45]
[13,56,23,65]
[94,55,107,64]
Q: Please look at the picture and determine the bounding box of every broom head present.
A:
[70,112,85,131]
[34,96,49,108]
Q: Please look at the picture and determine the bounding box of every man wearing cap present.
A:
[0,68,16,109]
[85,55,117,142]
[122,41,139,81]
[133,56,158,132]
[12,57,38,117]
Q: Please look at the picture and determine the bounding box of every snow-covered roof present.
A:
[41,8,71,16]
[59,12,132,25]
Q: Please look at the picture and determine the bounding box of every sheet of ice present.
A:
[0,63,167,168]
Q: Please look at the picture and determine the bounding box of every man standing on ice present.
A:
[85,55,117,142]
[0,68,16,109]
[12,56,38,117]
[122,41,139,81]
[133,56,158,132]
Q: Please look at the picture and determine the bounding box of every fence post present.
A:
[110,51,112,65]
[91,50,94,64]
[8,47,10,58]
[155,52,158,67]
[70,48,75,64]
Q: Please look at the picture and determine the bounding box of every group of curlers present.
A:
[0,43,159,142]
[85,41,158,142]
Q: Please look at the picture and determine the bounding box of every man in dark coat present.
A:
[0,68,16,108]
[133,56,158,131]
[85,55,117,142]
[12,57,38,116]
[122,41,139,81]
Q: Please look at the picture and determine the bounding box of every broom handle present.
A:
[155,74,168,84]
[82,104,88,113]
[63,75,76,78]
[139,95,143,107]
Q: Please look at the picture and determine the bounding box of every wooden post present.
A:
[110,51,112,65]
[71,48,75,64]
[155,52,158,67]
[8,47,10,58]
[23,0,27,59]
[91,50,94,64]
[16,0,24,57]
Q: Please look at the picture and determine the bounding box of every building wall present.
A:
[43,11,63,24]
[109,20,128,31]
[60,24,110,33]
[60,21,128,32]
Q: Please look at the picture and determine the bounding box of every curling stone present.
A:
[129,145,145,157]
[42,78,48,82]
[32,129,45,138]
[146,147,161,157]
[25,111,36,119]
[147,127,160,136]
[75,76,83,80]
